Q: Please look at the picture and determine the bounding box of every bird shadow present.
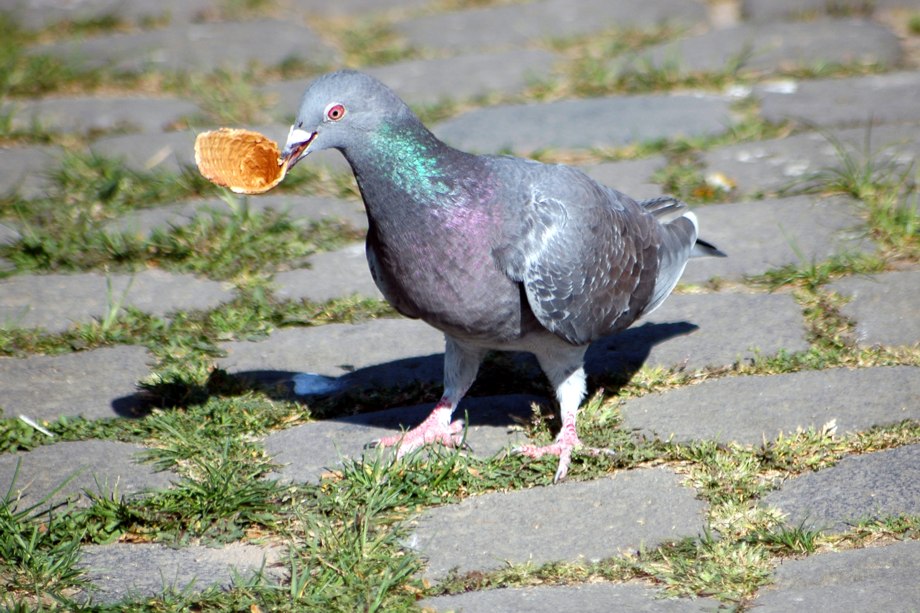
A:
[124,320,698,431]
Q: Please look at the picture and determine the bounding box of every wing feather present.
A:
[492,161,662,345]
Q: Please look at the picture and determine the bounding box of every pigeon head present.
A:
[280,70,413,171]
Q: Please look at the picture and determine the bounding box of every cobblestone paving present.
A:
[1,0,919,610]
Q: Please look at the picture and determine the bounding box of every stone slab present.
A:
[0,221,20,246]
[829,270,920,347]
[0,222,18,272]
[433,94,732,153]
[217,318,446,392]
[622,19,902,77]
[109,194,367,239]
[0,440,173,511]
[272,243,382,303]
[587,292,809,376]
[2,96,200,135]
[219,290,808,395]
[436,94,734,154]
[579,157,667,201]
[752,540,920,612]
[759,72,920,128]
[264,394,544,484]
[76,542,282,605]
[2,0,214,29]
[679,196,872,284]
[702,123,920,196]
[395,0,706,53]
[90,129,198,174]
[762,444,920,533]
[423,582,722,613]
[410,467,707,579]
[0,270,234,333]
[0,345,153,421]
[0,144,59,199]
[742,0,920,22]
[283,0,431,16]
[36,21,339,73]
[365,50,559,106]
[264,50,559,117]
[90,128,351,175]
[620,366,920,445]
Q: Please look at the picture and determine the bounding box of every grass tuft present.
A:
[0,462,87,607]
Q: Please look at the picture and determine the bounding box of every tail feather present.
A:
[640,196,727,316]
[644,209,697,315]
[692,237,727,258]
[639,195,727,258]
[640,195,687,223]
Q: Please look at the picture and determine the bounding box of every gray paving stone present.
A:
[762,444,920,533]
[702,123,920,196]
[91,129,197,174]
[395,0,706,53]
[35,21,339,73]
[679,196,872,284]
[282,0,431,16]
[0,345,152,421]
[366,50,559,106]
[410,467,706,579]
[2,96,200,135]
[76,542,283,605]
[0,144,59,199]
[273,243,382,303]
[829,270,920,347]
[259,81,309,123]
[579,156,667,201]
[0,270,234,333]
[759,71,920,128]
[0,440,173,511]
[588,292,809,376]
[91,127,350,175]
[433,94,733,153]
[220,290,807,395]
[0,221,19,246]
[752,540,920,612]
[265,395,543,484]
[264,50,559,116]
[109,194,367,239]
[742,0,920,22]
[0,221,18,272]
[620,366,920,445]
[620,19,902,77]
[217,318,446,392]
[1,0,215,29]
[423,582,722,613]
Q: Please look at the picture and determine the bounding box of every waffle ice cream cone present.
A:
[194,128,286,194]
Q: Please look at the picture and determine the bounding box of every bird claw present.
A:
[512,440,615,483]
[370,419,466,458]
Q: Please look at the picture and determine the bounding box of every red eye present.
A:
[326,103,345,121]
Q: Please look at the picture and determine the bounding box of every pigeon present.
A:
[281,70,724,481]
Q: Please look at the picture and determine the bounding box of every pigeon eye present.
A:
[325,103,346,121]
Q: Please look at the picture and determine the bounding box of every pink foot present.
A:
[372,406,465,458]
[514,426,614,482]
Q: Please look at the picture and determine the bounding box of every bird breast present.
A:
[365,203,531,343]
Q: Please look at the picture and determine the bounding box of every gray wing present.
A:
[492,161,662,346]
[638,196,699,315]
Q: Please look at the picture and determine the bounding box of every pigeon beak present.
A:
[280,126,317,171]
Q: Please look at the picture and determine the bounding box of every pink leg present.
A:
[514,413,581,481]
[515,408,612,482]
[514,345,613,482]
[371,336,485,458]
[374,399,466,458]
